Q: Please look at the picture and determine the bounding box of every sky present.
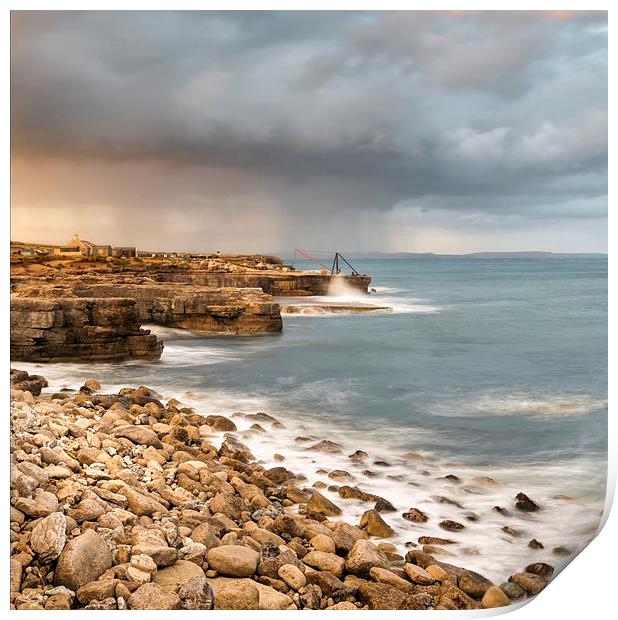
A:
[11,10,608,254]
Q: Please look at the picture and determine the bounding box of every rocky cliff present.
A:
[10,297,163,362]
[72,284,283,334]
[151,271,371,296]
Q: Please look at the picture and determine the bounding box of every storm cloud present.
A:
[11,11,608,253]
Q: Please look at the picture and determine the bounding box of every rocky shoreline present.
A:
[10,369,556,611]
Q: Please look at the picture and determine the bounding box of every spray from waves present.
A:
[144,325,207,340]
[325,275,440,314]
[159,343,243,367]
[327,275,369,298]
[432,393,608,419]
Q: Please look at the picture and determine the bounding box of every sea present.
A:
[18,255,608,583]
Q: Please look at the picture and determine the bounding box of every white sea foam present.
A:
[144,324,205,340]
[370,286,406,294]
[201,401,605,584]
[298,293,440,315]
[434,393,608,418]
[159,343,242,367]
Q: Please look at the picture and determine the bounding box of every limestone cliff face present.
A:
[72,284,283,334]
[151,270,371,296]
[10,297,163,362]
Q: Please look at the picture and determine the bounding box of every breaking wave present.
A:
[434,393,607,419]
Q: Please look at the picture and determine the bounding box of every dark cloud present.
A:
[10,10,607,252]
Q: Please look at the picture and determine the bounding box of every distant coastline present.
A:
[285,251,608,261]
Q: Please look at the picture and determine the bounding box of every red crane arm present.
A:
[293,248,332,271]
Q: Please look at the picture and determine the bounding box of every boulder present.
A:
[481,586,511,608]
[306,570,345,595]
[439,520,464,531]
[338,485,376,502]
[14,488,59,518]
[83,378,101,392]
[515,492,539,512]
[76,580,120,605]
[426,565,449,582]
[402,507,428,523]
[360,509,394,538]
[10,557,22,592]
[113,425,162,448]
[403,563,436,585]
[178,542,208,565]
[500,581,526,600]
[131,527,178,567]
[302,550,345,577]
[307,492,342,517]
[178,576,215,610]
[439,584,479,610]
[191,523,221,550]
[370,567,414,592]
[207,545,260,578]
[278,564,306,590]
[331,523,367,554]
[205,415,237,432]
[358,582,430,610]
[54,530,113,591]
[155,560,205,592]
[458,570,494,598]
[208,492,244,520]
[121,486,168,517]
[208,578,260,610]
[128,583,181,610]
[344,540,389,578]
[67,498,108,523]
[29,511,67,562]
[509,572,547,595]
[306,440,343,454]
[327,602,358,610]
[310,533,336,553]
[253,581,295,610]
[525,562,554,579]
[374,496,397,513]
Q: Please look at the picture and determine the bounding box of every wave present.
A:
[298,293,440,315]
[434,393,607,419]
[159,343,242,367]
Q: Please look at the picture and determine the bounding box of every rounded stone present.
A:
[278,564,307,590]
[207,545,260,578]
[310,533,336,554]
[54,529,113,591]
[482,586,511,609]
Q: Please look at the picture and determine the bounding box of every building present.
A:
[93,245,112,258]
[111,247,137,258]
[53,246,82,256]
[63,233,95,255]
[52,234,134,258]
